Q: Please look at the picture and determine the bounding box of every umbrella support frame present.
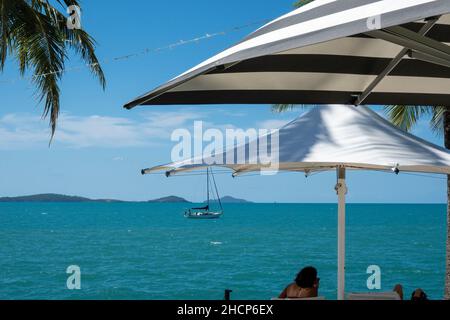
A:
[356,16,440,106]
[335,166,347,300]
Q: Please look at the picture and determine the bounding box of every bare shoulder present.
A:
[286,283,297,290]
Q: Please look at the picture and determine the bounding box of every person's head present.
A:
[295,266,319,289]
[411,289,428,301]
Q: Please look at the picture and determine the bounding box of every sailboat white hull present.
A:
[184,211,223,219]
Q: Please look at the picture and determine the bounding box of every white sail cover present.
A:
[144,105,450,176]
[125,0,450,109]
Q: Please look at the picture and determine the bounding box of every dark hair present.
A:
[411,290,428,301]
[295,266,318,288]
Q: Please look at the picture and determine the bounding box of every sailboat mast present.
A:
[206,168,210,206]
[210,168,223,211]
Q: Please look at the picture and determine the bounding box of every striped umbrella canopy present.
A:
[124,0,450,109]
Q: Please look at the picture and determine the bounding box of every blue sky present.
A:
[0,0,446,203]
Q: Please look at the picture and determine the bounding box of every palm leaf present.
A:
[272,104,316,113]
[430,106,446,134]
[383,105,446,136]
[272,104,300,113]
[0,0,105,139]
[293,0,315,7]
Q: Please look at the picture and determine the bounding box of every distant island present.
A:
[206,196,253,204]
[148,196,190,203]
[0,194,124,203]
[0,194,252,203]
[0,194,191,203]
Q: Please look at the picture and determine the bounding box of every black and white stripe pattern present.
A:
[124,0,450,109]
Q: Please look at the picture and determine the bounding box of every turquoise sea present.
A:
[0,203,447,300]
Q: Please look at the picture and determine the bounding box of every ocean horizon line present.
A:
[0,192,446,205]
[0,201,446,205]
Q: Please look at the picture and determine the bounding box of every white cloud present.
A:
[0,110,210,150]
[0,109,301,150]
[0,114,51,149]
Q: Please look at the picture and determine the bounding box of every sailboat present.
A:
[184,168,223,219]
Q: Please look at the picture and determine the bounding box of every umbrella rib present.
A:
[368,27,450,64]
[386,25,450,57]
[355,16,440,106]
[408,50,450,68]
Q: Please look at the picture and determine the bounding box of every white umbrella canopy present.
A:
[144,105,450,176]
[143,105,450,300]
[124,0,450,109]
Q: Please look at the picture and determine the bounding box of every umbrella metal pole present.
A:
[336,167,347,300]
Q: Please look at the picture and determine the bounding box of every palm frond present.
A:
[0,0,14,70]
[430,106,446,135]
[62,28,106,89]
[41,0,106,88]
[272,104,314,113]
[383,105,433,132]
[0,0,105,139]
[293,0,315,8]
[15,1,66,136]
[272,104,297,113]
[384,105,448,137]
